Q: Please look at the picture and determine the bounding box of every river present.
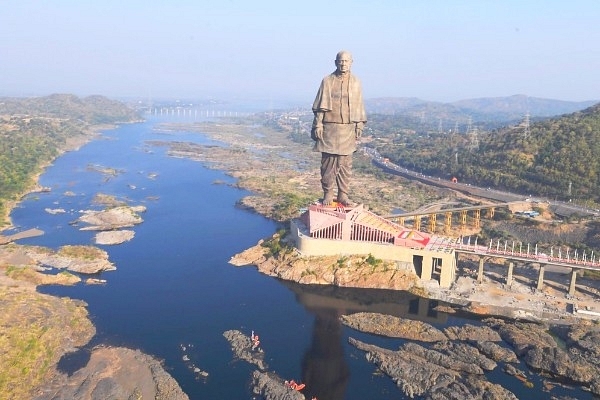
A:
[8,117,590,399]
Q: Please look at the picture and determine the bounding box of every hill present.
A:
[374,102,600,203]
[366,95,597,132]
[452,94,597,119]
[0,93,139,124]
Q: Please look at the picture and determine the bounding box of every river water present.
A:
[8,117,590,399]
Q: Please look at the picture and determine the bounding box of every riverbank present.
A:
[0,245,189,399]
[229,231,593,325]
[0,121,113,229]
[0,201,185,398]
[0,123,189,399]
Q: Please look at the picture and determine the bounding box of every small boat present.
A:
[285,380,305,391]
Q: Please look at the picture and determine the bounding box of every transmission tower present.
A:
[466,116,473,135]
[468,126,479,150]
[522,112,530,139]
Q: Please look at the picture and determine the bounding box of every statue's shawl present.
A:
[312,72,367,123]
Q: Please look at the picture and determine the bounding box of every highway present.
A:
[363,147,598,219]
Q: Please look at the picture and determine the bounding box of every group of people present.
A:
[284,379,305,391]
[250,330,260,351]
[251,330,317,398]
[285,379,320,399]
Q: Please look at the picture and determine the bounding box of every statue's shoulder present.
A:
[322,72,337,82]
[350,73,362,84]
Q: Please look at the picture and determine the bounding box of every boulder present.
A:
[349,337,518,400]
[251,371,305,400]
[223,329,268,371]
[33,347,188,400]
[341,312,447,342]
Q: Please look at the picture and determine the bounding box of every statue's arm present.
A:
[311,111,324,140]
[355,121,364,139]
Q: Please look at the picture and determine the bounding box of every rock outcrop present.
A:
[486,318,600,395]
[223,330,307,399]
[251,371,305,400]
[223,329,268,371]
[25,245,115,274]
[230,236,419,291]
[341,311,600,397]
[33,347,189,400]
[349,338,518,400]
[341,312,447,342]
[94,229,135,245]
[78,205,146,231]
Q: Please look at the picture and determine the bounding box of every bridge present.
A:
[441,236,599,297]
[146,107,250,118]
[356,147,600,299]
[383,202,523,232]
[293,197,596,299]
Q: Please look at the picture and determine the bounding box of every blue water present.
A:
[9,118,591,399]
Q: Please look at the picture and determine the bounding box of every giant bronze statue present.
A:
[311,50,367,207]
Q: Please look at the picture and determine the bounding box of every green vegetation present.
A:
[272,192,314,221]
[370,103,600,203]
[581,269,600,280]
[57,245,105,260]
[0,94,139,224]
[5,265,31,281]
[336,256,349,268]
[261,229,293,257]
[300,268,317,278]
[0,288,94,399]
[365,253,382,267]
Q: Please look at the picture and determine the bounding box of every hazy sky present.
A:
[2,0,599,105]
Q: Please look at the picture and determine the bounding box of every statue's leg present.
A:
[336,154,354,206]
[320,153,337,205]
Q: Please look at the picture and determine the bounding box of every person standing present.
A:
[311,50,367,207]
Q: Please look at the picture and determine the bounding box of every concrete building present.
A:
[290,203,458,288]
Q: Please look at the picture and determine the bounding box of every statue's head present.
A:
[334,51,353,75]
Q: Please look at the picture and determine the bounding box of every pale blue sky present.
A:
[1,0,599,105]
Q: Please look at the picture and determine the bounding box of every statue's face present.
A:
[335,53,352,74]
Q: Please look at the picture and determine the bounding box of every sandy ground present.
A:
[430,255,600,323]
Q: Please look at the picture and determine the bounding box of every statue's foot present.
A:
[337,197,356,207]
[322,193,335,206]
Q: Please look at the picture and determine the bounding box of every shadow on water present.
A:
[281,282,451,400]
[56,347,92,376]
[280,282,594,400]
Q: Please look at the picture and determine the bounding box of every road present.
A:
[363,147,598,218]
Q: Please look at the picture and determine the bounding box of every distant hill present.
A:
[366,95,598,127]
[0,93,140,124]
[452,94,597,119]
[375,102,600,202]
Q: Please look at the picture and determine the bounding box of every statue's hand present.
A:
[355,128,362,139]
[312,126,323,140]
